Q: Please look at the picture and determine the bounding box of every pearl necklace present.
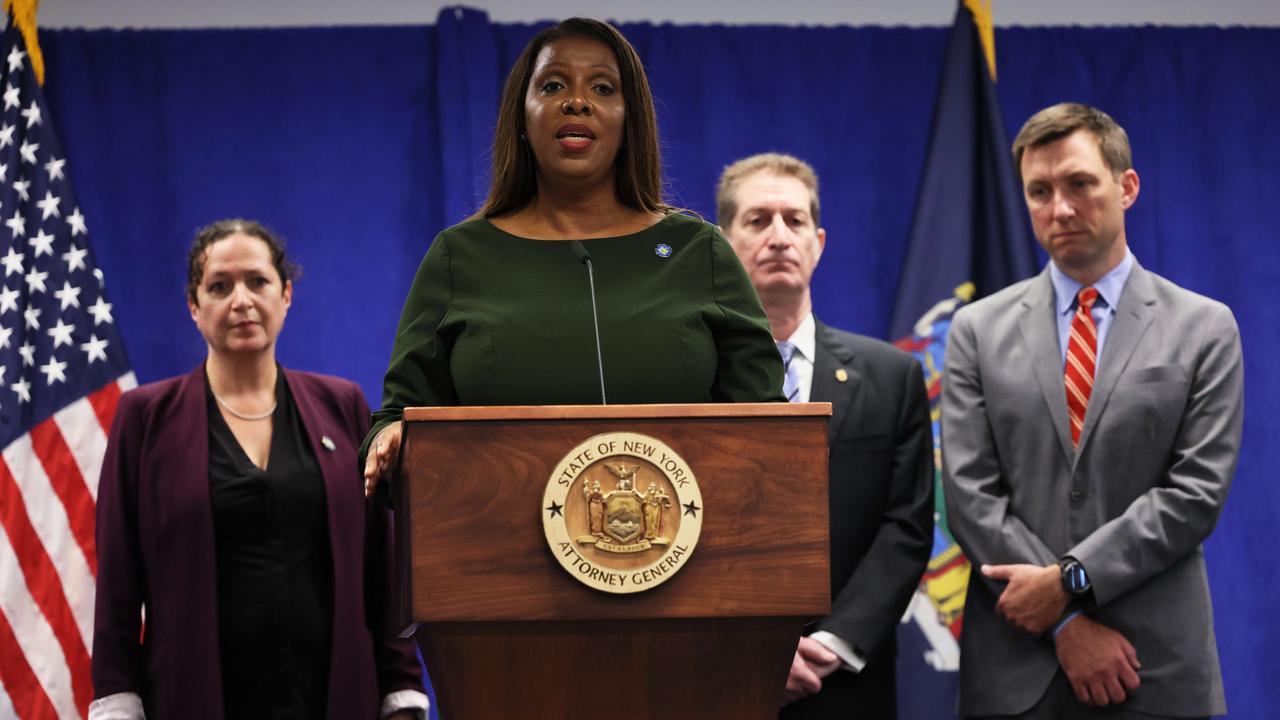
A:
[212,392,277,421]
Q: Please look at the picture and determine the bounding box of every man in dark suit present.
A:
[941,103,1242,719]
[718,153,934,718]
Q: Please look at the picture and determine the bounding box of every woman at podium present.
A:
[362,18,784,488]
[91,220,426,719]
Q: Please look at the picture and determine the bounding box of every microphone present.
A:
[568,240,607,404]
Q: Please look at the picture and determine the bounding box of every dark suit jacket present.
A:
[783,320,935,719]
[92,366,421,719]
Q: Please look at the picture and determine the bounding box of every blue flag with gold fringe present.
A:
[890,3,1038,718]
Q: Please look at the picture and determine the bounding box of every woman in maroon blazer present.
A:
[90,220,426,719]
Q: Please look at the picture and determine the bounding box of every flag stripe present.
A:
[0,677,24,720]
[3,436,97,645]
[0,587,62,720]
[0,445,95,690]
[28,420,97,575]
[0,481,84,720]
[87,375,127,434]
[53,396,110,503]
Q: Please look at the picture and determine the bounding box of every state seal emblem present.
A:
[542,432,703,593]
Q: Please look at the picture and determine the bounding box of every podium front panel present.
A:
[398,403,830,623]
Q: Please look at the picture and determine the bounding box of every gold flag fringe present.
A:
[4,0,43,85]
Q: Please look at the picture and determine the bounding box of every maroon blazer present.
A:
[92,366,421,719]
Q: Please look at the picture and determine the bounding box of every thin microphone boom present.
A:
[568,240,607,404]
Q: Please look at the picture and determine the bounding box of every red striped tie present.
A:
[1064,287,1100,449]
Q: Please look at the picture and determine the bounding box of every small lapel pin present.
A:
[321,435,336,451]
[655,243,673,258]
[835,368,849,383]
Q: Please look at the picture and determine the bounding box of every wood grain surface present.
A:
[396,407,830,717]
[420,618,801,720]
[404,401,831,422]
[399,414,830,622]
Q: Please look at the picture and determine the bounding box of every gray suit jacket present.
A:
[941,261,1243,717]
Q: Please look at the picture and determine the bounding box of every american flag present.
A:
[0,21,134,720]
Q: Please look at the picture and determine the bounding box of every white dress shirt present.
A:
[779,312,816,403]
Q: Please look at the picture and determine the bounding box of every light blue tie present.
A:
[776,341,800,402]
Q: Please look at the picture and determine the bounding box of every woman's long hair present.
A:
[472,18,667,219]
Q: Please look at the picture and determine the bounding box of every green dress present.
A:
[366,212,785,448]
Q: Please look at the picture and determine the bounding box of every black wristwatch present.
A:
[1059,557,1091,596]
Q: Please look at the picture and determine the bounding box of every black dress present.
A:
[207,373,333,719]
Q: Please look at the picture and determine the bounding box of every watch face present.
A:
[1064,562,1089,593]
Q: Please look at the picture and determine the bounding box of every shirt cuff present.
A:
[89,692,146,720]
[381,689,430,719]
[809,630,867,673]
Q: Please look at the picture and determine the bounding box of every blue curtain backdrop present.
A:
[37,9,1279,716]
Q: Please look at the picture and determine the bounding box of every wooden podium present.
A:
[397,403,831,719]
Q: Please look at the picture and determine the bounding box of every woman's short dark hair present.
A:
[186,219,298,304]
[473,17,667,219]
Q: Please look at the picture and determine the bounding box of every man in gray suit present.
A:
[942,103,1243,719]
[719,153,934,718]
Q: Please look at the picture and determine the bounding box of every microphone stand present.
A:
[568,241,607,404]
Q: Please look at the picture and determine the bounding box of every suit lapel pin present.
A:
[835,368,849,383]
[321,435,336,451]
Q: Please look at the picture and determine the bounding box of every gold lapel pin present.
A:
[321,435,336,451]
[835,368,849,383]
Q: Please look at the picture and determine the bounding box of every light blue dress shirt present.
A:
[1049,249,1135,368]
